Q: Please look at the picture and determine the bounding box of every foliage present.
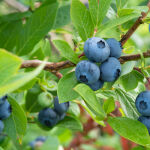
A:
[0,0,150,149]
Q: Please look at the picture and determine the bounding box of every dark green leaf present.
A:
[17,2,58,55]
[4,97,27,141]
[58,72,79,103]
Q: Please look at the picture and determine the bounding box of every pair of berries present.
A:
[38,97,69,128]
[75,37,122,91]
[0,96,12,134]
[136,91,150,134]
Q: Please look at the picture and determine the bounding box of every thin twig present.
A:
[120,1,150,46]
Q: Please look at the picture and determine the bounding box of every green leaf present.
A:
[0,11,32,24]
[89,0,112,26]
[58,72,79,103]
[120,70,144,91]
[0,49,22,84]
[120,61,135,77]
[17,2,58,55]
[53,4,71,29]
[68,102,80,117]
[103,97,115,114]
[0,57,46,97]
[97,14,139,34]
[57,116,83,131]
[4,97,27,141]
[40,136,59,150]
[74,84,106,119]
[108,117,150,146]
[25,84,43,112]
[71,0,94,41]
[115,88,139,119]
[53,40,79,64]
[0,21,23,52]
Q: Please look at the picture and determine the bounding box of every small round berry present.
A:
[75,60,100,84]
[0,100,12,120]
[138,116,150,134]
[100,57,121,82]
[54,97,69,115]
[135,91,150,116]
[88,80,104,91]
[84,37,110,63]
[106,38,122,58]
[38,108,59,128]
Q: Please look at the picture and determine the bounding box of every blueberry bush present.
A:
[0,0,150,149]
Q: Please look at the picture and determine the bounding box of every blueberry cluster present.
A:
[29,136,46,150]
[0,96,12,134]
[38,97,69,128]
[75,37,122,91]
[135,91,150,133]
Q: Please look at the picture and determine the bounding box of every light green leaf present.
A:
[0,58,46,97]
[0,49,22,83]
[120,61,135,77]
[74,84,106,119]
[120,70,144,91]
[17,2,58,55]
[4,97,27,141]
[53,40,79,64]
[97,14,139,34]
[108,117,150,146]
[71,0,94,41]
[115,88,139,119]
[57,116,83,131]
[58,72,79,103]
[103,97,115,114]
[40,136,59,150]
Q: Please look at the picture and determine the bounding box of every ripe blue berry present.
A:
[106,38,122,58]
[0,95,7,105]
[100,57,121,82]
[84,37,110,63]
[35,136,46,142]
[88,80,104,91]
[0,120,4,133]
[0,100,12,120]
[135,91,150,116]
[29,140,36,150]
[138,116,150,134]
[75,60,100,84]
[38,108,59,127]
[54,97,69,115]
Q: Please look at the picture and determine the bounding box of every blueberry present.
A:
[135,91,150,116]
[0,100,12,120]
[106,38,122,58]
[35,136,46,142]
[54,97,69,115]
[29,140,36,150]
[100,57,121,82]
[84,37,110,63]
[75,60,100,84]
[138,116,150,134]
[0,95,7,105]
[0,120,4,133]
[88,80,104,91]
[38,108,59,127]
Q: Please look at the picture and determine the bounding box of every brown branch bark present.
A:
[20,50,150,72]
[120,1,150,46]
